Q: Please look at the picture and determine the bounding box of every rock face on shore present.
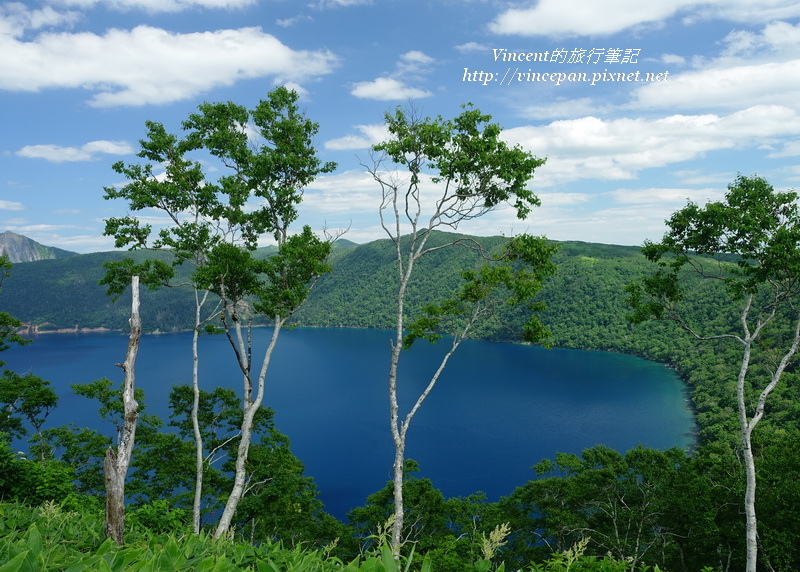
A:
[0,231,78,263]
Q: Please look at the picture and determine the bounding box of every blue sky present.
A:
[2,0,800,253]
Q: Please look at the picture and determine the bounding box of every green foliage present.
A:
[253,226,333,318]
[127,500,190,535]
[375,103,545,221]
[30,425,110,494]
[625,175,800,570]
[627,175,800,325]
[0,437,76,506]
[0,371,58,441]
[403,234,557,349]
[182,86,336,245]
[502,445,689,566]
[99,258,175,301]
[0,255,30,365]
[0,500,438,571]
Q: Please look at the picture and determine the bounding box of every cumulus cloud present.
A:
[631,22,800,114]
[631,23,800,112]
[0,3,80,36]
[397,50,435,75]
[325,124,388,150]
[503,105,800,185]
[351,77,432,101]
[0,24,338,106]
[634,59,800,111]
[489,0,800,37]
[16,140,134,162]
[350,49,435,101]
[302,170,379,214]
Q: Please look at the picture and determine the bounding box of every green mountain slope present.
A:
[1,231,797,444]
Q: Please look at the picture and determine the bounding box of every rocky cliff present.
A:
[0,231,78,263]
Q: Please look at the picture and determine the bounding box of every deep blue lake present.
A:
[3,327,695,519]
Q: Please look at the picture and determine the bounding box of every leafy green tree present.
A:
[0,255,30,362]
[30,424,110,494]
[103,118,224,534]
[627,175,800,572]
[348,460,450,554]
[183,87,337,539]
[502,445,690,567]
[364,103,555,554]
[104,86,338,537]
[0,371,58,449]
[0,436,75,506]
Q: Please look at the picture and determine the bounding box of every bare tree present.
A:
[103,275,141,545]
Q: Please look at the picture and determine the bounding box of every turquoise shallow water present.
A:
[3,327,695,519]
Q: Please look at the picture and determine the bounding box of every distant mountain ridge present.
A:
[0,231,78,263]
[0,230,650,343]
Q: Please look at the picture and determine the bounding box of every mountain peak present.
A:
[0,231,79,263]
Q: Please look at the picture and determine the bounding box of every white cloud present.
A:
[661,54,686,65]
[632,22,800,111]
[489,0,800,37]
[0,25,338,106]
[503,105,800,185]
[0,3,80,37]
[276,14,313,27]
[607,187,724,205]
[398,50,435,74]
[303,170,379,214]
[489,0,694,37]
[633,59,800,111]
[50,0,257,12]
[351,49,436,101]
[0,200,24,211]
[351,77,432,101]
[518,98,608,120]
[310,0,372,8]
[673,170,734,185]
[537,192,592,206]
[16,140,134,162]
[768,141,800,158]
[325,124,388,150]
[455,41,488,53]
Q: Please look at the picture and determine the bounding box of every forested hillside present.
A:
[3,231,794,447]
[3,231,800,570]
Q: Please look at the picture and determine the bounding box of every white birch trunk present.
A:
[104,275,141,545]
[214,317,283,539]
[191,288,204,534]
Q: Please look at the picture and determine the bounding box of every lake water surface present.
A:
[3,327,695,519]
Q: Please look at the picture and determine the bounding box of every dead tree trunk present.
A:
[104,275,141,545]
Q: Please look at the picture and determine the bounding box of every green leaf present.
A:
[0,551,27,572]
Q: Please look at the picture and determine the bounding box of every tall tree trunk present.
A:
[388,243,413,555]
[735,332,756,572]
[390,436,406,552]
[191,288,204,534]
[214,318,283,539]
[738,309,800,572]
[104,275,141,545]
